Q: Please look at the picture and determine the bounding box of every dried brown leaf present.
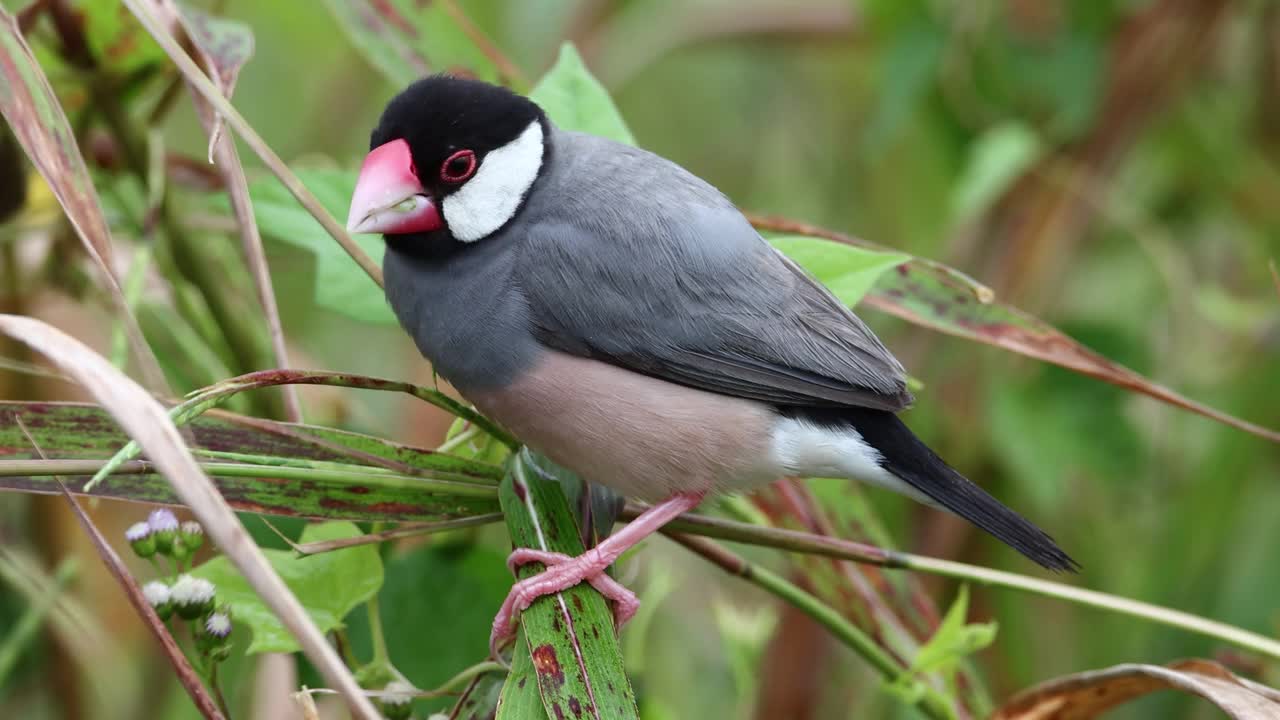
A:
[994,659,1280,719]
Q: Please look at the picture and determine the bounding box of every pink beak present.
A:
[346,139,443,234]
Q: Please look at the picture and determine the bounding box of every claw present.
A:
[487,492,705,659]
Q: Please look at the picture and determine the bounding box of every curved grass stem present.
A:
[646,506,1280,662]
[667,532,957,720]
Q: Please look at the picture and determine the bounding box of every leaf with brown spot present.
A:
[994,659,1280,719]
[498,451,638,719]
[749,215,1280,444]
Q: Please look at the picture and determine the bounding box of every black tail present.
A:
[793,407,1079,572]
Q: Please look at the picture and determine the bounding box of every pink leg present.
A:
[490,491,704,656]
[505,549,640,627]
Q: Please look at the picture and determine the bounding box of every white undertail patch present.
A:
[767,417,936,506]
[443,120,544,242]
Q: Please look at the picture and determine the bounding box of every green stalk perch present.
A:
[497,450,638,720]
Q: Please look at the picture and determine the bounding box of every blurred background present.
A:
[1,0,1278,718]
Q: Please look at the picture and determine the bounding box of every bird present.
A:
[346,75,1078,655]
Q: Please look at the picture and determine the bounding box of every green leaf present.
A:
[767,235,909,306]
[530,44,636,146]
[499,451,639,719]
[861,19,944,153]
[81,0,166,74]
[247,168,393,324]
[321,0,501,87]
[497,632,549,719]
[950,123,1042,226]
[1,401,502,522]
[909,586,996,678]
[191,521,384,654]
[346,544,513,716]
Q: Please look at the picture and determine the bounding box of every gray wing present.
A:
[516,142,911,412]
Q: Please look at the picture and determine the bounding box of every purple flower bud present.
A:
[148,509,180,555]
[126,521,158,558]
[179,520,205,551]
[147,509,179,533]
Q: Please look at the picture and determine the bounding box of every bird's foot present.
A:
[489,548,639,657]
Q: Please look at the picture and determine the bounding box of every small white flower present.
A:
[125,522,152,542]
[141,580,171,608]
[204,611,232,638]
[148,508,179,532]
[170,574,216,606]
[180,521,203,537]
[382,680,415,706]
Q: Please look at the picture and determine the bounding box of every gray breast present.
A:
[383,238,542,393]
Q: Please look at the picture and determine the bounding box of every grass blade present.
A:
[121,0,384,288]
[0,314,381,720]
[149,1,301,420]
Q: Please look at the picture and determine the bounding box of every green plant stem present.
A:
[0,557,76,686]
[122,0,384,288]
[415,660,506,698]
[0,458,499,497]
[366,598,390,667]
[209,662,232,720]
[646,506,1280,662]
[905,555,1280,663]
[86,63,281,418]
[192,449,402,475]
[667,532,956,720]
[334,629,359,669]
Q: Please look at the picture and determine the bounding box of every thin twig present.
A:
[0,317,381,720]
[291,514,504,555]
[15,416,226,720]
[211,133,302,422]
[666,532,957,720]
[121,0,384,288]
[437,0,528,88]
[638,505,1280,662]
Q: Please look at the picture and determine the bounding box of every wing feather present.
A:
[516,131,912,413]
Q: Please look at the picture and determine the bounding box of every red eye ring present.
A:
[440,149,477,183]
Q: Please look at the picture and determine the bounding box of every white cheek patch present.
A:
[443,120,544,242]
[767,416,936,506]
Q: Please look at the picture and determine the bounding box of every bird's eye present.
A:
[440,149,477,183]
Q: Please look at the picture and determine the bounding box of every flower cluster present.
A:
[126,509,205,563]
[128,511,232,662]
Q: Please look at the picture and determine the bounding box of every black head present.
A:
[370,75,545,200]
[348,75,549,251]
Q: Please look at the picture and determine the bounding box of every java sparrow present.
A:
[347,76,1077,654]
